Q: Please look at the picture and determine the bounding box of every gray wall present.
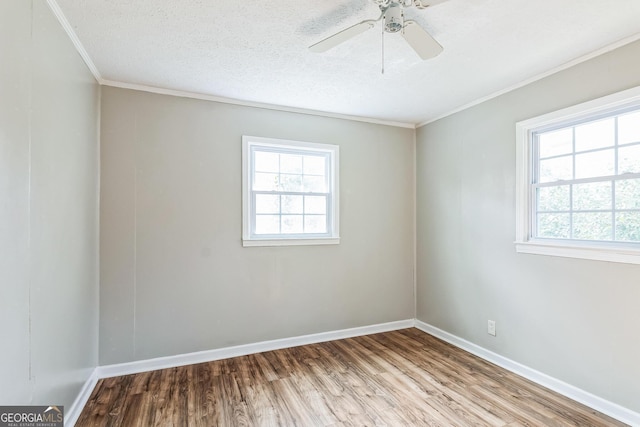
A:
[99,87,415,365]
[0,0,99,409]
[416,40,640,412]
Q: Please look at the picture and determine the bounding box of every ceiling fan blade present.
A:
[309,21,375,53]
[402,20,443,60]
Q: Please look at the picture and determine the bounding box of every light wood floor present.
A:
[76,328,626,426]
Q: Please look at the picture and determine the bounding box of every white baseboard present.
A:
[81,319,638,426]
[97,319,415,379]
[414,320,640,427]
[66,368,99,427]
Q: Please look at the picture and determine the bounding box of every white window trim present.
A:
[515,85,640,265]
[242,135,340,247]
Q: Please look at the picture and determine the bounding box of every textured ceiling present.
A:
[55,0,640,126]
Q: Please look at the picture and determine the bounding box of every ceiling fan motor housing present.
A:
[309,0,443,62]
[384,3,404,33]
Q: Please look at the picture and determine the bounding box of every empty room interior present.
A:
[2,0,640,425]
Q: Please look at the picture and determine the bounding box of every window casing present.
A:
[242,136,339,247]
[515,86,640,264]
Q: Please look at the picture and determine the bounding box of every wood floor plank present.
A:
[76,329,627,426]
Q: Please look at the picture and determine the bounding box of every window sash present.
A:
[250,146,331,194]
[530,108,640,244]
[515,85,640,264]
[250,191,332,239]
[242,135,339,246]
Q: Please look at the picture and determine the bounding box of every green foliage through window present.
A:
[533,109,640,243]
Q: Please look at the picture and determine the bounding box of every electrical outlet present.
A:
[488,320,496,336]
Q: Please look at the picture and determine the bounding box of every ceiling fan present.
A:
[309,0,444,64]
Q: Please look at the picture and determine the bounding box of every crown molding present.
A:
[100,79,416,129]
[47,0,640,131]
[46,0,414,131]
[46,0,102,82]
[417,32,640,128]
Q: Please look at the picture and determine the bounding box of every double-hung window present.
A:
[516,86,640,264]
[242,136,339,247]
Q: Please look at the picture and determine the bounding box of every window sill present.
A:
[243,237,340,247]
[515,239,640,265]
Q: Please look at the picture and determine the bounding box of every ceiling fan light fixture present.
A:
[384,4,403,33]
[308,0,444,65]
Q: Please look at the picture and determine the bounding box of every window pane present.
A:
[539,156,572,183]
[244,138,338,244]
[575,149,614,179]
[279,174,303,192]
[538,128,573,158]
[254,151,279,173]
[304,155,326,176]
[303,175,326,192]
[254,172,279,191]
[616,179,640,210]
[281,215,303,234]
[255,194,279,214]
[618,110,640,145]
[572,212,612,241]
[572,182,611,211]
[618,144,640,174]
[615,212,640,242]
[280,154,302,174]
[305,215,327,233]
[537,213,570,239]
[537,185,569,212]
[255,215,279,234]
[575,118,615,152]
[305,196,327,214]
[282,195,303,214]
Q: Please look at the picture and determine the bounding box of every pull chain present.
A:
[381,16,385,74]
